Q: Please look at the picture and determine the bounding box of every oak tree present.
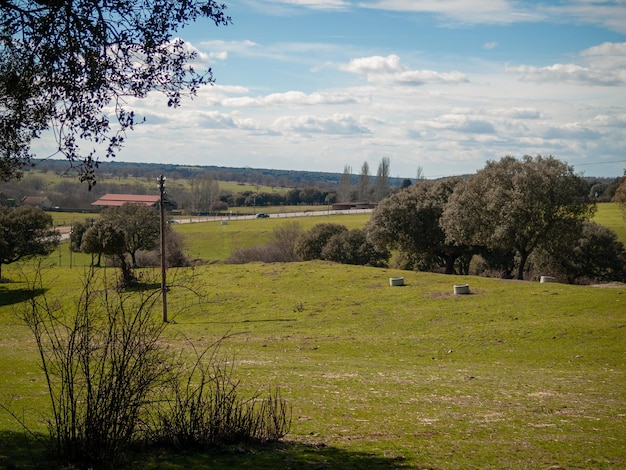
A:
[0,205,59,278]
[366,177,469,274]
[1,0,230,184]
[441,155,594,280]
[101,203,160,268]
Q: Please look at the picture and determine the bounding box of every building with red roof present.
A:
[91,194,160,208]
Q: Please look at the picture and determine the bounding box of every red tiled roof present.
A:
[91,194,160,207]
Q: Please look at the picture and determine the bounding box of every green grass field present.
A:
[0,206,625,469]
[1,265,625,468]
[594,202,626,244]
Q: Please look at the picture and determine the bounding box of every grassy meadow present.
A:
[0,206,625,469]
[594,203,626,243]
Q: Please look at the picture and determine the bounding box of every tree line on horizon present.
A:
[2,156,623,215]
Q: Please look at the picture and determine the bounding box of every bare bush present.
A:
[17,266,290,468]
[135,230,191,268]
[21,267,170,468]
[149,344,291,448]
[226,222,303,264]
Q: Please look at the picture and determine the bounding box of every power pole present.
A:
[158,174,168,323]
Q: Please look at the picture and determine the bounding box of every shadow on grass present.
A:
[142,440,419,470]
[0,430,50,470]
[0,431,422,469]
[0,288,46,308]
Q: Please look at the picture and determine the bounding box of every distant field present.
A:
[0,262,624,469]
[172,213,370,263]
[17,169,288,197]
[595,202,626,244]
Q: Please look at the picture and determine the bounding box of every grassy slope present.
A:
[1,261,624,469]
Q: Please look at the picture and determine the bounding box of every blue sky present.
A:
[41,0,626,179]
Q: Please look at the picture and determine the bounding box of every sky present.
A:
[40,0,626,179]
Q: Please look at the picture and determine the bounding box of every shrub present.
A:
[294,223,347,261]
[531,221,626,284]
[135,229,191,268]
[226,244,290,264]
[150,352,291,448]
[321,229,389,267]
[17,266,290,468]
[226,222,303,264]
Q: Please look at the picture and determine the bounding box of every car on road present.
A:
[256,213,270,218]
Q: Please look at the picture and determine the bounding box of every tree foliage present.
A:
[101,203,161,267]
[366,177,468,274]
[614,170,626,221]
[337,165,353,203]
[321,228,389,267]
[373,156,390,202]
[357,161,370,202]
[294,223,347,261]
[532,221,626,283]
[1,0,230,184]
[81,219,126,260]
[441,155,594,279]
[0,205,59,278]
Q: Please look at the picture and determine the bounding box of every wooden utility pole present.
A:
[158,174,168,322]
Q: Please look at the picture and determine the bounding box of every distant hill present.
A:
[31,158,413,188]
[29,158,620,190]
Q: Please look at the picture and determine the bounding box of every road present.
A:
[170,208,373,224]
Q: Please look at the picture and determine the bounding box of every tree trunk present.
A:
[444,255,456,275]
[517,251,528,280]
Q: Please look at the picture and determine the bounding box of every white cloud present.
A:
[580,42,626,70]
[274,113,371,135]
[543,122,602,140]
[590,113,626,128]
[339,54,468,85]
[221,90,361,107]
[358,0,543,25]
[199,40,259,55]
[507,42,626,86]
[506,63,622,86]
[483,41,498,50]
[541,1,626,34]
[427,114,497,134]
[491,107,542,119]
[261,0,350,11]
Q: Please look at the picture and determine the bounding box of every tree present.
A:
[441,155,595,280]
[357,161,370,202]
[0,205,59,278]
[366,177,468,274]
[614,170,626,220]
[321,229,389,267]
[69,220,94,253]
[1,0,230,184]
[295,223,347,261]
[337,165,353,203]
[373,157,390,202]
[532,221,626,284]
[190,172,220,213]
[101,203,161,267]
[81,218,127,267]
